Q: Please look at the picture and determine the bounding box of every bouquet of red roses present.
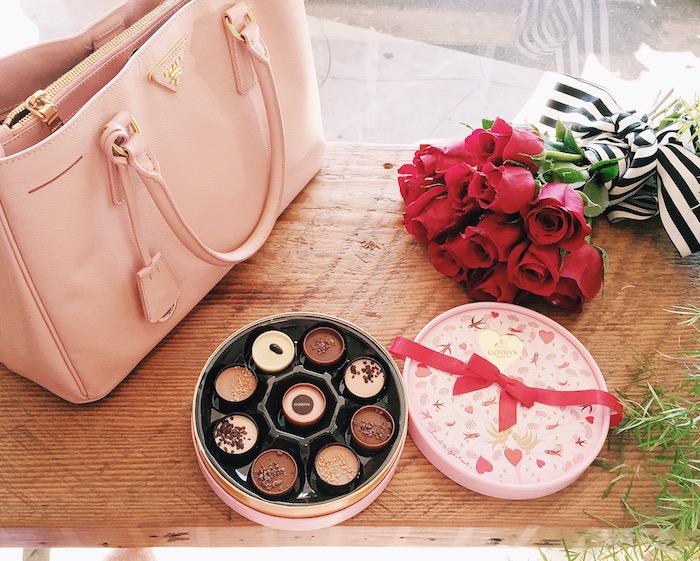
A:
[398,118,609,312]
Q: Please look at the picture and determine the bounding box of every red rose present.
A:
[411,139,471,178]
[458,213,525,268]
[428,238,465,281]
[464,127,509,166]
[478,162,536,214]
[398,164,434,206]
[466,264,520,303]
[523,182,591,251]
[445,163,481,214]
[507,242,561,296]
[544,244,603,312]
[403,186,459,243]
[490,118,544,173]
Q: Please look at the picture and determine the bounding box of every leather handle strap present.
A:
[103,4,286,267]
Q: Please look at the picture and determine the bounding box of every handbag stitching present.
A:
[28,155,83,194]
[92,21,127,50]
[0,198,88,398]
[227,35,257,95]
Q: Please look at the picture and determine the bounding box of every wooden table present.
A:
[1,143,698,547]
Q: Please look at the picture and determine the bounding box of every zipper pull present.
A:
[26,90,64,132]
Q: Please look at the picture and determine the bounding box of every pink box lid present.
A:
[401,303,611,500]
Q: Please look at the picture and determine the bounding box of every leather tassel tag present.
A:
[137,252,180,323]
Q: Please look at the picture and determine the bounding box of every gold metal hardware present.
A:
[25,90,63,132]
[4,0,183,131]
[148,38,187,92]
[111,116,142,158]
[164,57,183,86]
[223,7,256,43]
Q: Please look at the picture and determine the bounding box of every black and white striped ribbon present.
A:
[540,75,700,256]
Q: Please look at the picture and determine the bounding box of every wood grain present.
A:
[1,143,698,547]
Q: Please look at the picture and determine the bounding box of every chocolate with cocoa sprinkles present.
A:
[213,414,258,456]
[351,405,395,451]
[303,326,345,367]
[250,449,298,497]
[344,357,385,399]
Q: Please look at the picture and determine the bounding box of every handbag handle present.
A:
[103,4,286,268]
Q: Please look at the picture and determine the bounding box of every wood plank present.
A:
[0,143,697,546]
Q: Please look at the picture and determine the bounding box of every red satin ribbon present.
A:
[390,336,622,432]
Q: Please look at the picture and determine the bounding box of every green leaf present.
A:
[563,128,584,155]
[556,120,567,142]
[481,118,494,130]
[589,159,620,183]
[578,180,609,218]
[551,165,589,184]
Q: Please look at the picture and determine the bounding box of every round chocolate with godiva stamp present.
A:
[192,313,408,530]
[282,383,326,427]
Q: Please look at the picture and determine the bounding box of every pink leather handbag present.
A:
[0,0,324,402]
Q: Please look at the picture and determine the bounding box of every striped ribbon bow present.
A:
[540,75,700,257]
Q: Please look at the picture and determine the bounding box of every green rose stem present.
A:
[545,150,586,163]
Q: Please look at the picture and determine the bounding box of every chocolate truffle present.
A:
[213,414,258,456]
[302,326,345,367]
[282,383,326,427]
[351,405,395,452]
[314,444,360,488]
[343,357,386,399]
[251,330,295,373]
[250,449,299,498]
[214,365,257,403]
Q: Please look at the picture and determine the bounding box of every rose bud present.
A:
[411,139,471,179]
[491,118,544,173]
[445,163,481,214]
[428,238,465,281]
[403,186,459,244]
[398,164,436,206]
[523,182,592,251]
[544,244,604,312]
[466,264,520,303]
[458,213,525,269]
[464,127,509,166]
[507,242,562,297]
[479,162,537,214]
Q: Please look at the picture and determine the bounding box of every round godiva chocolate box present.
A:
[191,313,407,530]
[401,303,611,500]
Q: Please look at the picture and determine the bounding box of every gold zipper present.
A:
[3,0,184,131]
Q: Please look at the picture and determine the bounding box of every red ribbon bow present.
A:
[390,336,622,432]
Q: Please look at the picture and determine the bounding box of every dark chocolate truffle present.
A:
[351,405,395,451]
[302,326,345,367]
[250,449,299,498]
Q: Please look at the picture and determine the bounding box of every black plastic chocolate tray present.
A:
[193,313,407,506]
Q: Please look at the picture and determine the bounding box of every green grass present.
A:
[539,305,700,560]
